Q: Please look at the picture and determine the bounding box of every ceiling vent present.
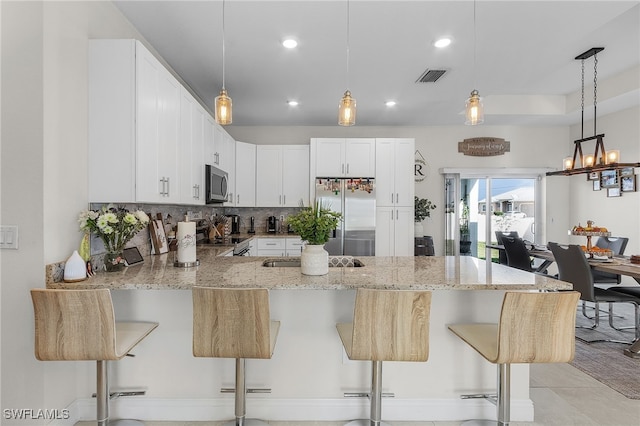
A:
[416,68,448,83]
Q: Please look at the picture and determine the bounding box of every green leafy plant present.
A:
[414,196,436,222]
[286,201,342,245]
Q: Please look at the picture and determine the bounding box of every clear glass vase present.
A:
[104,250,125,272]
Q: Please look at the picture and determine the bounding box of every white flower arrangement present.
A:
[79,205,149,253]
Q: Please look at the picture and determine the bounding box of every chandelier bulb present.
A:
[338,90,356,126]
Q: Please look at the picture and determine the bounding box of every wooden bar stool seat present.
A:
[336,288,432,426]
[448,291,580,426]
[30,289,158,426]
[192,287,280,426]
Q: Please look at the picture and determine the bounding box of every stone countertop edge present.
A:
[46,249,572,292]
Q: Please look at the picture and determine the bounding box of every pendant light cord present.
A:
[222,0,226,91]
[346,0,350,90]
[473,0,477,89]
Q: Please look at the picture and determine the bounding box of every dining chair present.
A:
[548,242,640,344]
[495,231,519,265]
[501,236,533,272]
[592,236,629,284]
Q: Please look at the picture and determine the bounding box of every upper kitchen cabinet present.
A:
[178,88,205,205]
[222,131,236,206]
[256,145,309,207]
[89,39,180,203]
[375,138,415,207]
[312,138,375,178]
[234,141,256,207]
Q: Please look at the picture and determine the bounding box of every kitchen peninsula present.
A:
[47,252,571,423]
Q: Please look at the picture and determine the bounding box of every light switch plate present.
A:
[0,225,19,249]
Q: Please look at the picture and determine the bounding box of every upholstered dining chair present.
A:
[592,236,629,284]
[548,242,640,344]
[495,231,519,265]
[501,236,534,272]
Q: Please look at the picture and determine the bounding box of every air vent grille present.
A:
[416,69,447,83]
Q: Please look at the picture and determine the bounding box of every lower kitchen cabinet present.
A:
[375,206,414,256]
[255,237,303,257]
[285,237,304,257]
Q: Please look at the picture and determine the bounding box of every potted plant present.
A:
[414,196,436,237]
[286,201,342,275]
[460,200,471,254]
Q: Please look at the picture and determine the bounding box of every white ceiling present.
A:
[113,0,640,127]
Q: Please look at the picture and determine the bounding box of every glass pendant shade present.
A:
[605,149,620,164]
[215,89,232,125]
[464,90,484,125]
[562,157,574,170]
[338,90,356,126]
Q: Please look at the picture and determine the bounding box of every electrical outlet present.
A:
[0,225,19,249]
[190,211,203,220]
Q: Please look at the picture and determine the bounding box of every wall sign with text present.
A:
[458,137,510,156]
[415,150,429,183]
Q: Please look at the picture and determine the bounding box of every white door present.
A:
[375,139,395,207]
[394,206,414,256]
[375,207,394,257]
[156,68,180,203]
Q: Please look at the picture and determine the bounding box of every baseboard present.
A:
[48,397,534,425]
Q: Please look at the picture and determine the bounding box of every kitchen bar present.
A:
[46,251,571,423]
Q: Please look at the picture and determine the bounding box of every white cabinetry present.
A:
[257,238,286,257]
[375,206,414,256]
[234,142,256,207]
[375,138,415,207]
[256,145,309,207]
[312,138,375,177]
[89,39,181,203]
[179,88,205,205]
[375,138,415,256]
[223,132,236,206]
[286,237,304,257]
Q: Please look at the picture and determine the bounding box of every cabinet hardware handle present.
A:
[237,194,240,204]
[279,195,282,205]
[283,195,286,205]
[396,193,399,203]
[166,177,170,196]
[342,164,345,174]
[346,164,350,174]
[391,193,394,204]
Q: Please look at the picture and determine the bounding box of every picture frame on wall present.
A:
[601,170,619,188]
[587,171,600,181]
[607,187,621,197]
[621,175,636,192]
[593,179,601,191]
[620,167,635,177]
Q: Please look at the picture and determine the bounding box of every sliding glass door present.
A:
[444,170,544,261]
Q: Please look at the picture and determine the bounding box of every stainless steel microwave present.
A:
[205,164,228,203]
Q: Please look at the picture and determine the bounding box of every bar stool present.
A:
[192,287,280,426]
[336,288,432,426]
[30,289,158,426]
[448,291,580,426]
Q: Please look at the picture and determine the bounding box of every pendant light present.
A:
[215,0,232,125]
[338,0,356,126]
[464,0,484,125]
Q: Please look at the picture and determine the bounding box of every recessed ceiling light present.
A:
[434,38,452,48]
[288,100,299,106]
[282,39,298,49]
[385,101,396,107]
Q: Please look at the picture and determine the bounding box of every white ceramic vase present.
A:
[414,221,424,238]
[300,244,329,276]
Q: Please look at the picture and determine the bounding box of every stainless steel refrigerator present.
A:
[315,178,375,256]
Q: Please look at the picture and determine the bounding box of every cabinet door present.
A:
[394,138,415,206]
[315,138,345,177]
[375,207,394,257]
[204,115,215,166]
[191,103,205,204]
[286,237,304,256]
[135,45,162,202]
[345,138,375,177]
[212,122,224,167]
[394,206,415,256]
[235,141,256,207]
[179,90,194,204]
[282,145,310,207]
[375,139,395,207]
[256,146,283,207]
[223,132,236,206]
[156,68,181,203]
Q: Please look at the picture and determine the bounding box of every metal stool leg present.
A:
[222,358,269,426]
[345,360,391,426]
[497,363,510,426]
[96,360,145,426]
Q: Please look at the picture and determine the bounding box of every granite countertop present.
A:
[47,248,572,291]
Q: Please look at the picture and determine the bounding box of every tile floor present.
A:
[77,361,640,426]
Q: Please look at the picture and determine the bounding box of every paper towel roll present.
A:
[176,221,197,263]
